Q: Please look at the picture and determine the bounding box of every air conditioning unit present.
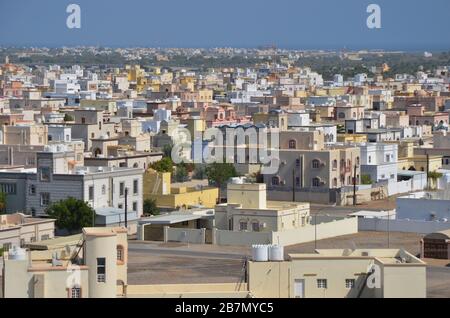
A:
[320,181,326,185]
[281,160,287,165]
[280,180,286,185]
[260,223,267,228]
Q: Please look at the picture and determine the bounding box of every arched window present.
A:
[356,157,360,165]
[333,178,338,188]
[288,139,296,149]
[338,112,346,119]
[133,163,139,168]
[312,159,321,169]
[332,160,337,169]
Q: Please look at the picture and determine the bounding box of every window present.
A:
[29,185,36,195]
[333,178,338,187]
[40,192,50,206]
[119,182,125,196]
[288,140,296,149]
[271,177,280,186]
[251,222,260,232]
[88,186,94,201]
[97,258,106,283]
[332,160,337,170]
[368,156,372,164]
[317,279,327,289]
[3,243,12,251]
[312,159,321,169]
[20,239,25,247]
[118,204,123,209]
[39,167,51,182]
[312,178,321,187]
[385,154,390,162]
[0,183,17,194]
[132,202,137,212]
[70,287,82,298]
[345,279,355,289]
[239,221,248,231]
[41,234,50,241]
[101,185,106,195]
[117,246,124,262]
[295,177,300,187]
[296,159,301,167]
[133,179,138,195]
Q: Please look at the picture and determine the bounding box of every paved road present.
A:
[128,241,450,298]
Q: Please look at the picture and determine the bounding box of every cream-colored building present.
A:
[0,213,55,250]
[215,183,310,233]
[248,249,426,298]
[2,227,128,298]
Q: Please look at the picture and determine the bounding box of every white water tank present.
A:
[269,245,284,261]
[8,246,27,260]
[230,177,244,184]
[252,244,269,262]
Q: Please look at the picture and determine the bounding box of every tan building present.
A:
[2,227,127,298]
[1,124,48,145]
[215,183,310,233]
[264,146,361,204]
[0,213,55,250]
[248,249,426,298]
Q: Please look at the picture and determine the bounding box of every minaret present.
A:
[5,55,9,64]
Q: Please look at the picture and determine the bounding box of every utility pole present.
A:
[292,169,295,202]
[426,153,430,189]
[124,187,128,230]
[353,163,357,206]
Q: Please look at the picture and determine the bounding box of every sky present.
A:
[0,0,449,50]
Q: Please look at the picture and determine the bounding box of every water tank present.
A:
[269,245,284,261]
[8,246,27,260]
[252,244,269,262]
[230,177,244,184]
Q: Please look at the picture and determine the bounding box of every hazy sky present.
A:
[0,0,449,50]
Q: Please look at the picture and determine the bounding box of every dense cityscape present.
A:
[1,0,450,306]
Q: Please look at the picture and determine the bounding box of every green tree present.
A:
[150,157,174,173]
[63,113,74,122]
[143,199,160,216]
[193,164,206,180]
[361,175,373,185]
[205,163,238,199]
[174,164,189,182]
[0,192,6,214]
[46,197,95,234]
[162,144,173,158]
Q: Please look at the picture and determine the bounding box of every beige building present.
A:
[0,213,55,250]
[215,183,310,233]
[264,146,361,204]
[2,227,127,298]
[248,249,426,298]
[1,124,48,145]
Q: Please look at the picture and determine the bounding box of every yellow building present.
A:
[143,169,219,209]
[337,134,368,143]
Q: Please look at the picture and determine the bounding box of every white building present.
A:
[359,143,398,183]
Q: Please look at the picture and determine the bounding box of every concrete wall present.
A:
[124,283,249,298]
[214,229,272,246]
[272,217,358,246]
[165,227,205,244]
[358,218,450,234]
[213,217,358,247]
